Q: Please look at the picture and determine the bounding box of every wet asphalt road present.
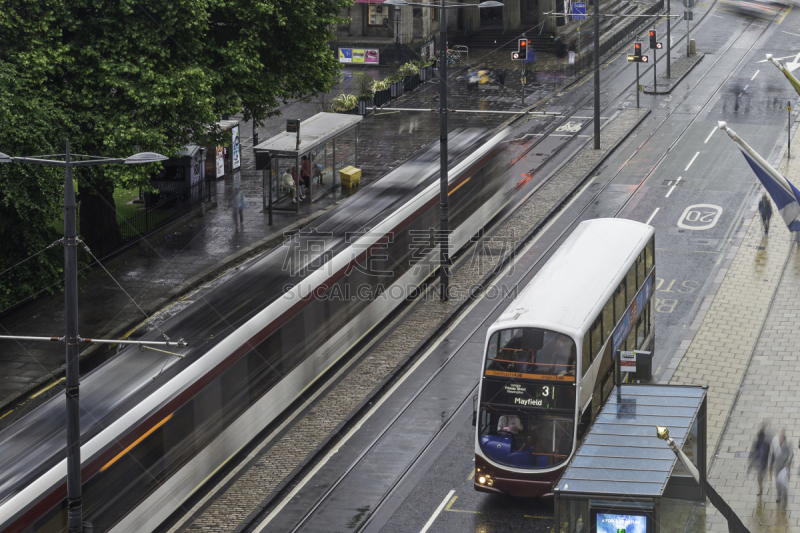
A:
[251,2,800,532]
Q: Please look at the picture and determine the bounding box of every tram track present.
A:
[260,11,780,533]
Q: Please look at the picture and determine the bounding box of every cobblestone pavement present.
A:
[661,133,800,531]
[179,108,648,533]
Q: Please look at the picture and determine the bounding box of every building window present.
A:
[368,4,388,26]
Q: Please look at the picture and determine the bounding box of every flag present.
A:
[719,121,800,231]
[739,149,800,231]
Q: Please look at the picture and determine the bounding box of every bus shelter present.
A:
[254,112,362,217]
[554,384,707,533]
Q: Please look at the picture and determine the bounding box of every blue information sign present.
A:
[572,2,586,20]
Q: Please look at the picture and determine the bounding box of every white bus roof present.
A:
[491,218,654,338]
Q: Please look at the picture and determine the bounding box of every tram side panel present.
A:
[11,138,514,533]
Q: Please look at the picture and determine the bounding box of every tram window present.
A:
[581,333,591,377]
[613,282,626,323]
[637,252,646,287]
[590,316,602,360]
[646,236,655,272]
[626,264,637,307]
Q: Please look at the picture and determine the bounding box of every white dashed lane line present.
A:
[685,151,700,171]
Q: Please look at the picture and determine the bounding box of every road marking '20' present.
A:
[677,204,723,230]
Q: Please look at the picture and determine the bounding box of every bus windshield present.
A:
[478,407,574,469]
[484,328,576,381]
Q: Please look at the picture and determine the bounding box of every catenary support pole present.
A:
[594,0,601,149]
[636,62,640,108]
[789,101,792,159]
[64,140,83,533]
[667,0,671,77]
[439,0,449,300]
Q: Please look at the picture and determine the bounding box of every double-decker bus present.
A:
[474,218,656,497]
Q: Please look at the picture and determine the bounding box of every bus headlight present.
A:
[478,476,486,484]
[487,479,494,486]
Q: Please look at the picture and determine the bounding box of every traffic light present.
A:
[518,38,528,60]
[649,29,657,49]
[627,42,649,63]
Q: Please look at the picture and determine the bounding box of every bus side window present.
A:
[626,264,637,307]
[601,300,613,346]
[581,333,591,376]
[613,282,626,323]
[590,316,602,362]
[637,251,646,287]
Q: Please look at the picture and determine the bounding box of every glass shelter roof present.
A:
[554,384,707,498]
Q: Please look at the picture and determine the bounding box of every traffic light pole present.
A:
[653,48,657,93]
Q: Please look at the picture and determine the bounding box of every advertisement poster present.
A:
[216,146,224,178]
[338,48,379,64]
[596,513,647,533]
[232,125,241,170]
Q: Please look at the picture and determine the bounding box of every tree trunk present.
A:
[79,178,121,257]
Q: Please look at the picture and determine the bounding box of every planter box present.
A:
[404,73,420,91]
[374,88,390,106]
[357,98,373,115]
[390,81,404,98]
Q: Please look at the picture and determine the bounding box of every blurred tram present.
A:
[0,128,515,533]
[474,219,656,497]
[727,0,786,18]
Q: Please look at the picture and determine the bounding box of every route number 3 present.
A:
[677,204,722,230]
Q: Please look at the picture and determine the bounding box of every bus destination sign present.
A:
[482,380,575,410]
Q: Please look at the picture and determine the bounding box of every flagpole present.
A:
[718,121,795,196]
[766,54,800,97]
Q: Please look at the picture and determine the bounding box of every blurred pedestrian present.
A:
[496,68,507,93]
[759,193,773,236]
[231,187,246,231]
[748,421,771,495]
[769,427,793,508]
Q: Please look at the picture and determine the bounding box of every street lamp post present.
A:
[0,142,167,533]
[593,0,601,149]
[385,0,503,300]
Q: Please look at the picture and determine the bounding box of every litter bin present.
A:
[339,166,361,189]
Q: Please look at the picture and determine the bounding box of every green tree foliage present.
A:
[0,0,350,309]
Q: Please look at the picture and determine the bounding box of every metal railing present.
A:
[118,179,213,243]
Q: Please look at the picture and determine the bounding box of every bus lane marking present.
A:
[444,495,480,514]
[420,490,455,532]
[750,70,760,81]
[704,127,716,143]
[646,208,659,225]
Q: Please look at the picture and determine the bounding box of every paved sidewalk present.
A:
[661,133,800,531]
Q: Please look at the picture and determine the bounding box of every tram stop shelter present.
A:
[254,112,362,218]
[554,384,708,533]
